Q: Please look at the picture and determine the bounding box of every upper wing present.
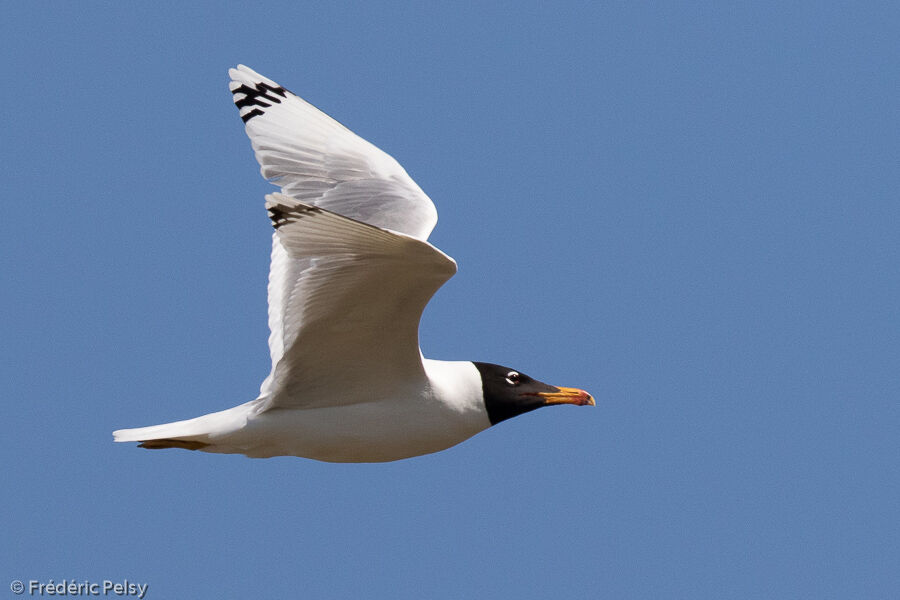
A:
[257,194,456,410]
[228,64,438,240]
[229,65,444,385]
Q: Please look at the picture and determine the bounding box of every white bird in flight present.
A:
[113,65,594,462]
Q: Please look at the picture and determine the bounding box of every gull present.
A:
[113,65,594,462]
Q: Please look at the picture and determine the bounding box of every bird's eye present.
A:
[505,371,520,385]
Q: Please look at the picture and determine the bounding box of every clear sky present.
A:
[3,2,898,598]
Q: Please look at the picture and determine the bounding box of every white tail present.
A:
[112,402,256,450]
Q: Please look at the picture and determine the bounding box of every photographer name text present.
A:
[10,580,148,599]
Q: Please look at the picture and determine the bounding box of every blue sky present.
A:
[3,2,898,598]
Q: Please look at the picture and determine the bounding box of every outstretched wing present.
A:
[228,64,437,240]
[229,66,444,386]
[257,194,456,410]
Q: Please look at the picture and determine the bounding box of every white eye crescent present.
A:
[505,371,520,385]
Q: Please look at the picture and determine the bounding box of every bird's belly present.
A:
[231,400,488,462]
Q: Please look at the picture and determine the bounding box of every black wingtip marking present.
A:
[241,108,264,122]
[267,202,323,229]
[231,81,289,122]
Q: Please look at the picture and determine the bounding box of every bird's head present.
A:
[472,362,594,425]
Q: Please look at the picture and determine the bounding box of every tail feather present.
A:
[113,402,256,450]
